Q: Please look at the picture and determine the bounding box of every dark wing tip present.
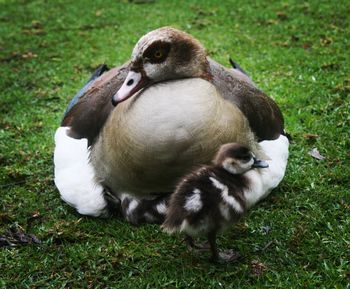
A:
[229,57,250,78]
[62,64,110,121]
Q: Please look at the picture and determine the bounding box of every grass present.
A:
[0,0,349,287]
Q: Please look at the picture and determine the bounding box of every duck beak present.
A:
[112,71,150,106]
[252,157,269,168]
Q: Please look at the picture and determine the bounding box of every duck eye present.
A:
[143,41,171,63]
[154,50,163,59]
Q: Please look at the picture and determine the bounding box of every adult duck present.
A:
[54,27,288,218]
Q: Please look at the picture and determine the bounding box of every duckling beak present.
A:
[112,71,150,106]
[252,158,269,168]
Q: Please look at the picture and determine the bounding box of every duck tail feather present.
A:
[161,206,185,235]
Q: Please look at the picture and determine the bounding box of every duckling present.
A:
[120,194,169,225]
[162,143,269,263]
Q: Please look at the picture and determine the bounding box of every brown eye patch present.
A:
[143,41,171,64]
[239,154,253,163]
[228,145,252,162]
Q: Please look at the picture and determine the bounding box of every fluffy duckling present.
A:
[162,143,268,263]
[120,194,169,225]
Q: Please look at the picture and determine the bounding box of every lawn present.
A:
[0,0,349,288]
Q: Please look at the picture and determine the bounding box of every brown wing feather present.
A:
[208,58,284,141]
[62,62,130,145]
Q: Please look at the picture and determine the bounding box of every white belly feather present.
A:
[91,78,256,195]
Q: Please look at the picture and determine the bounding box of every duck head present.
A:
[213,143,269,175]
[112,27,209,105]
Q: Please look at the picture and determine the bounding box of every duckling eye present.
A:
[240,154,252,163]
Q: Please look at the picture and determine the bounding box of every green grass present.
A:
[1,0,349,287]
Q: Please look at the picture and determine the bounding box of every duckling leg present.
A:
[184,235,196,250]
[208,231,240,264]
[184,235,211,252]
[208,231,220,262]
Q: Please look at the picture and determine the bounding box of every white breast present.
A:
[92,78,256,196]
[122,79,220,157]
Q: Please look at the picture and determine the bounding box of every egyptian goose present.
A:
[54,27,288,218]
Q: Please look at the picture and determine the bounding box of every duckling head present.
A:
[112,27,209,105]
[213,143,269,175]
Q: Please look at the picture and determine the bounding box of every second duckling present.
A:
[162,143,268,263]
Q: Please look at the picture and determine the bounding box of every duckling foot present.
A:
[184,236,211,252]
[208,232,241,264]
[103,187,122,217]
[212,250,241,264]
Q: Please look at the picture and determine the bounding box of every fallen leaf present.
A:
[0,227,41,247]
[321,36,333,46]
[251,260,267,277]
[304,133,319,140]
[30,211,41,219]
[309,148,325,160]
[276,11,288,20]
[303,43,312,50]
[22,51,37,59]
